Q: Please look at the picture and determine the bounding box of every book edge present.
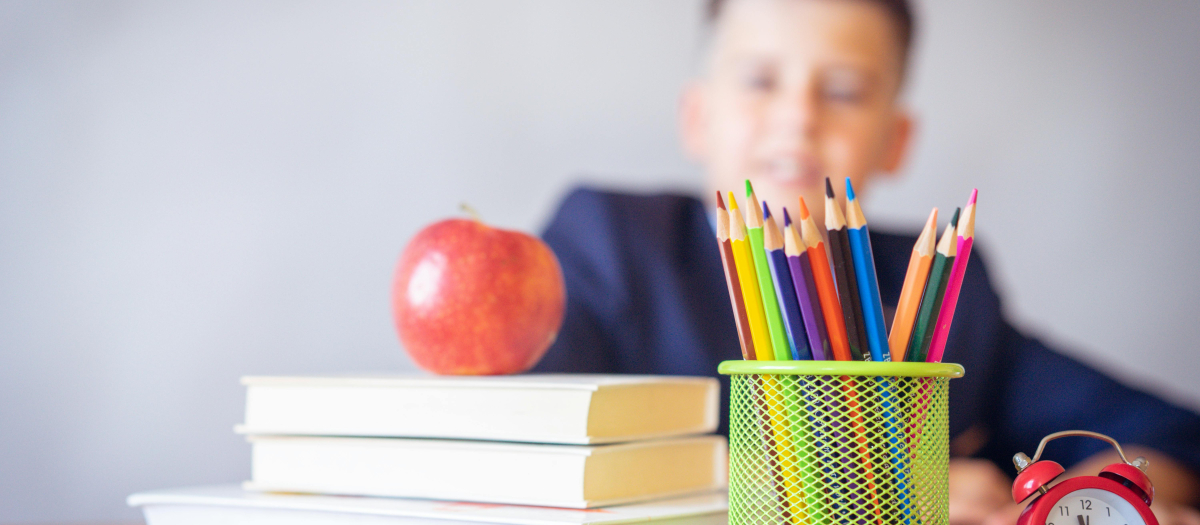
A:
[240,375,717,392]
[129,485,729,525]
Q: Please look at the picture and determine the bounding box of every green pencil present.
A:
[906,208,960,362]
[745,181,791,360]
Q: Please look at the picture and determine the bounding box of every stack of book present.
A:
[130,374,729,525]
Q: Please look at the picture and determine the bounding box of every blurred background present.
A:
[2,0,1198,522]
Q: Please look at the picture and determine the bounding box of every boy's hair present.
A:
[705,0,916,76]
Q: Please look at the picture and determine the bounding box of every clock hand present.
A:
[1077,515,1087,525]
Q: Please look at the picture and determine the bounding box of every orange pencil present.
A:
[888,208,938,362]
[796,197,851,361]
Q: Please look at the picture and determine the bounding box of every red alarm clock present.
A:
[1013,430,1157,525]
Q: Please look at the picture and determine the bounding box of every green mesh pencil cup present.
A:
[719,360,964,525]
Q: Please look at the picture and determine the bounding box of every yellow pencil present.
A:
[733,195,806,520]
[728,193,774,360]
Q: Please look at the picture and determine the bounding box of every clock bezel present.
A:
[1017,475,1158,525]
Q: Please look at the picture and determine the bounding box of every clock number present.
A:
[1059,505,1070,516]
[1106,507,1110,516]
[1080,499,1092,510]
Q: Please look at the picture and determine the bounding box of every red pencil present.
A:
[797,197,851,361]
[716,192,756,360]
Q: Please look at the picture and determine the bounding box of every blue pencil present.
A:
[845,180,911,523]
[762,203,812,360]
[843,179,890,362]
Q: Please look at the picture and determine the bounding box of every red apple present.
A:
[392,217,566,375]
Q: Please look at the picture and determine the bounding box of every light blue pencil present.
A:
[844,179,889,362]
[845,179,911,524]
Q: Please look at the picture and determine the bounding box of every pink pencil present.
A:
[926,189,977,363]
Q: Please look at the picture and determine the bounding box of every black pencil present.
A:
[825,178,868,361]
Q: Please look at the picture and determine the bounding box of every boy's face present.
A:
[682,0,912,226]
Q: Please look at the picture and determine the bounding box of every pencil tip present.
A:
[968,188,978,205]
[950,207,962,227]
[824,178,834,198]
[845,178,856,201]
[744,179,754,198]
[727,191,739,210]
[761,201,771,219]
[797,197,810,219]
[782,207,792,226]
[716,191,725,210]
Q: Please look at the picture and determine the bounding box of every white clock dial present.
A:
[1044,488,1145,525]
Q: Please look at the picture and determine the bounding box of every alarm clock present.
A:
[1012,430,1157,525]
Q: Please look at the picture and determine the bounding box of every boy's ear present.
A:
[678,82,709,161]
[880,110,915,176]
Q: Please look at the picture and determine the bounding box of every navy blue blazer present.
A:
[534,187,1200,476]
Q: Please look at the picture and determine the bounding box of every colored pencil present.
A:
[927,189,977,363]
[906,208,960,363]
[772,204,826,522]
[824,179,869,361]
[716,192,756,360]
[762,201,812,523]
[745,181,791,360]
[739,201,806,520]
[844,178,889,362]
[764,374,810,522]
[888,208,938,362]
[844,179,908,518]
[728,193,775,360]
[783,208,829,360]
[763,203,811,360]
[797,196,851,361]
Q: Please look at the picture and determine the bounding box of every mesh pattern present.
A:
[727,373,950,525]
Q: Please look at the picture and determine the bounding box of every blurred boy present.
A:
[534,0,1200,522]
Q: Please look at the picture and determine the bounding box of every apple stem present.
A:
[460,203,482,223]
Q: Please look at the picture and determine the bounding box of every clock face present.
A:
[1044,488,1146,525]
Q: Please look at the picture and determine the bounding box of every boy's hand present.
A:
[948,458,1012,525]
[1147,503,1200,525]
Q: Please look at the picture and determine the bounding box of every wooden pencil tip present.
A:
[950,207,962,227]
[782,207,792,226]
[762,201,772,219]
[716,191,725,210]
[925,207,938,227]
[845,178,857,201]
[825,177,835,198]
[744,179,754,198]
[968,188,978,205]
[797,196,811,219]
[727,192,739,210]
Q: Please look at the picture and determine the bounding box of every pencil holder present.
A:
[719,360,964,525]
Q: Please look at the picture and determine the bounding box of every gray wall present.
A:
[1,1,1197,522]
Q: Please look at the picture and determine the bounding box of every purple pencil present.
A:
[783,208,831,361]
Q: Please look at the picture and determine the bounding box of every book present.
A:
[238,374,719,445]
[244,435,728,508]
[129,484,729,525]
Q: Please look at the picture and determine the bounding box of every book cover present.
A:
[245,435,728,508]
[239,374,719,445]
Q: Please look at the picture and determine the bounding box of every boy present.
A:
[533,0,1200,523]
